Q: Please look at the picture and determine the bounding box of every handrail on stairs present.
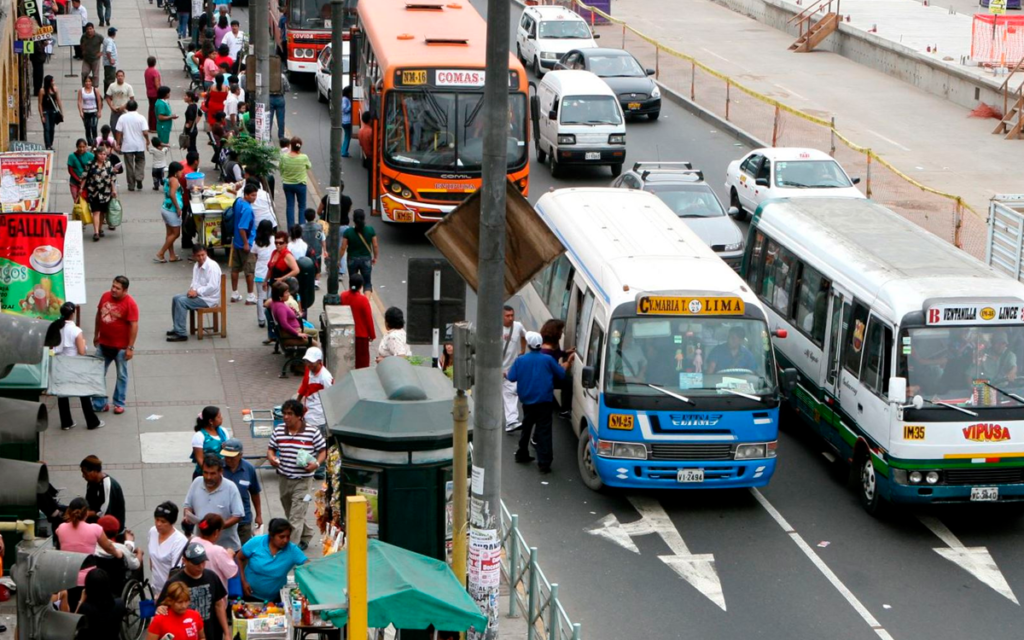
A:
[998,55,1024,118]
[788,0,841,38]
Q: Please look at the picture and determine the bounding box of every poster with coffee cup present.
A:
[0,152,53,213]
[0,213,66,320]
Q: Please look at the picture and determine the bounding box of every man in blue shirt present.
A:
[706,327,758,375]
[507,331,573,474]
[230,183,259,304]
[221,438,263,545]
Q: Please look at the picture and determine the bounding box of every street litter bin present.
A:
[321,357,470,562]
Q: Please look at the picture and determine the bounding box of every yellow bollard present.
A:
[347,496,368,640]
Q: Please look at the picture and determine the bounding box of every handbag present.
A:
[48,95,63,125]
[178,130,190,149]
[107,197,123,228]
[74,196,93,225]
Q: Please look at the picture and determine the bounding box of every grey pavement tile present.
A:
[143,492,190,513]
[139,404,236,434]
[136,374,227,403]
[41,423,142,465]
[142,465,197,498]
[140,431,199,463]
[131,352,219,378]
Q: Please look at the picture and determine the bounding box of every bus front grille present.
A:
[943,467,1024,485]
[419,191,472,203]
[649,443,733,461]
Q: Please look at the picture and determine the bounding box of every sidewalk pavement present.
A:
[602,0,1022,212]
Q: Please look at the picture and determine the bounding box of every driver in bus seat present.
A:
[705,327,757,375]
[911,328,977,396]
[990,332,1018,385]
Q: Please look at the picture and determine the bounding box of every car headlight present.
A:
[541,52,560,60]
[735,442,777,460]
[596,439,647,460]
[651,85,661,98]
[557,134,576,145]
[608,133,625,145]
[722,242,743,252]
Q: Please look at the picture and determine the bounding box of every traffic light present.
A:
[11,545,88,640]
[0,398,49,509]
[0,314,48,380]
[452,322,475,391]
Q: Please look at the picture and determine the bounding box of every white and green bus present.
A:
[742,198,1024,513]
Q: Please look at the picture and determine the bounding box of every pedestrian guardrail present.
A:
[986,194,1024,282]
[500,502,582,640]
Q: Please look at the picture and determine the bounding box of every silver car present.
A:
[612,162,745,269]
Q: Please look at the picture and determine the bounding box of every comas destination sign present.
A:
[637,296,745,316]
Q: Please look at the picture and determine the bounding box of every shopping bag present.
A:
[107,197,123,228]
[178,131,190,149]
[46,355,107,398]
[74,197,93,225]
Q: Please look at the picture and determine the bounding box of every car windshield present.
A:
[899,326,1024,407]
[539,19,592,39]
[290,0,332,28]
[560,95,621,125]
[605,317,777,396]
[588,54,644,77]
[383,90,528,171]
[773,160,853,189]
[646,184,727,218]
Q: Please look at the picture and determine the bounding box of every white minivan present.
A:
[516,4,598,77]
[532,70,626,177]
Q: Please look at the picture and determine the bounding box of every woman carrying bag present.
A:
[45,302,104,431]
[82,146,118,242]
[77,76,102,148]
[38,75,64,151]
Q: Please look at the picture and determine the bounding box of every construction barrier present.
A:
[971,14,1024,66]
[558,0,987,258]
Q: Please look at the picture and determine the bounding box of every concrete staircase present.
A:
[993,58,1024,140]
[787,0,842,53]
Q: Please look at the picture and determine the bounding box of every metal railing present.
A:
[787,0,842,40]
[499,502,582,640]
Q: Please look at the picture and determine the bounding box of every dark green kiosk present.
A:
[321,357,470,562]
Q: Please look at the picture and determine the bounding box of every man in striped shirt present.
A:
[267,399,327,549]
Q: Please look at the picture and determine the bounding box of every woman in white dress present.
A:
[148,501,188,595]
[45,302,103,430]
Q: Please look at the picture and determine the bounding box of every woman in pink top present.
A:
[55,497,123,609]
[191,513,238,589]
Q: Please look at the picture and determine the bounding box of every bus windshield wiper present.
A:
[979,381,1024,406]
[923,398,979,417]
[641,383,695,405]
[719,387,765,402]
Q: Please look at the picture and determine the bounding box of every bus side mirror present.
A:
[781,368,798,392]
[581,365,596,389]
[530,95,539,122]
[889,377,907,404]
[548,109,558,120]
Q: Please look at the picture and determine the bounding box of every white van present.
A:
[516,4,598,77]
[532,70,626,178]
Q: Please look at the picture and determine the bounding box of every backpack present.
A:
[300,222,322,261]
[221,197,239,244]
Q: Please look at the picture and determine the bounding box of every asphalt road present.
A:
[236,2,1024,638]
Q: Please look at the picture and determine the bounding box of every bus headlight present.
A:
[596,439,647,460]
[735,442,777,460]
[557,134,576,145]
[926,471,940,485]
[608,133,626,145]
[390,180,413,199]
[909,471,923,484]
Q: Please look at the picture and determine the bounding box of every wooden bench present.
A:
[189,273,227,340]
[271,314,315,377]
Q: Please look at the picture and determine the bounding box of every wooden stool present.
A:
[189,273,227,339]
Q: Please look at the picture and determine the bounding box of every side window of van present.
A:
[532,261,553,303]
[860,317,893,396]
[547,255,575,320]
[586,322,605,373]
[745,231,766,294]
[843,302,870,376]
[761,239,796,316]
[793,263,830,346]
[576,289,596,351]
[520,14,531,31]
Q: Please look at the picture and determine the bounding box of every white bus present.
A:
[743,197,1024,513]
[513,188,794,491]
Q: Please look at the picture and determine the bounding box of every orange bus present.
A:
[355,0,530,223]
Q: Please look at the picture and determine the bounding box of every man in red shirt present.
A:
[340,273,375,369]
[144,56,161,131]
[92,276,139,415]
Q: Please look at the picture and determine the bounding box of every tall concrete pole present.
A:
[251,0,270,109]
[324,0,345,305]
[469,0,511,634]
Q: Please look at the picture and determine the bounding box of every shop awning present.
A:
[295,539,487,632]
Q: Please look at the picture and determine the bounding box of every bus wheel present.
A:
[857,453,887,516]
[578,428,605,492]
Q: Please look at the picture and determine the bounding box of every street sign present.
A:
[405,259,466,346]
[990,0,1006,14]
[54,14,82,48]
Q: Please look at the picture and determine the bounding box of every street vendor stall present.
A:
[295,539,487,638]
[186,172,237,248]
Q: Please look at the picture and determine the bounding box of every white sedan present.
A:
[315,41,351,104]
[724,147,865,220]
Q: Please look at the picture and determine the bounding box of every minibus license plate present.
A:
[971,487,998,502]
[393,210,414,223]
[677,469,704,483]
[628,102,641,110]
[585,152,601,160]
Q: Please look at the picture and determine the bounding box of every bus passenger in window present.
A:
[811,278,830,344]
[706,327,757,375]
[991,332,1018,385]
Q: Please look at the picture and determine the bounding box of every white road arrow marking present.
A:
[585,496,726,611]
[917,515,1019,605]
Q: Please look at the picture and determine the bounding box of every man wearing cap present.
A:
[506,331,574,474]
[102,27,117,93]
[297,347,333,435]
[183,456,245,551]
[157,542,230,640]
[94,515,143,571]
[80,455,126,530]
[221,438,263,545]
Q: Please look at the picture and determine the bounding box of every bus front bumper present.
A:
[593,455,777,489]
[886,478,1024,504]
[380,192,454,223]
[286,60,319,74]
[554,146,626,166]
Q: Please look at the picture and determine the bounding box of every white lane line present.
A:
[750,489,894,640]
[917,515,1019,605]
[701,47,732,63]
[774,84,808,101]
[866,129,912,152]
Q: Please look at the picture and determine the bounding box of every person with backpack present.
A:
[340,209,379,291]
[229,184,258,304]
[301,209,325,287]
[191,406,229,479]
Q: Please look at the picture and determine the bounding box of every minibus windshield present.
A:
[605,317,776,396]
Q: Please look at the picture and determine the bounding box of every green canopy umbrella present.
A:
[295,539,487,632]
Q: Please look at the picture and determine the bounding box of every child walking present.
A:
[149,136,170,191]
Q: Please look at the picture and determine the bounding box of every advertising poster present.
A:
[355,486,379,535]
[0,152,53,213]
[203,218,223,246]
[0,213,68,320]
[55,14,83,48]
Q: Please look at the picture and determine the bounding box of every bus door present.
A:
[572,288,597,432]
[821,283,852,447]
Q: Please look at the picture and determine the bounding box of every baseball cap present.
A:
[303,346,324,363]
[107,27,117,35]
[525,331,543,350]
[221,438,243,457]
[97,515,120,537]
[183,543,208,563]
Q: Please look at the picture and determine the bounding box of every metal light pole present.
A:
[251,0,270,110]
[324,0,345,305]
[469,0,511,634]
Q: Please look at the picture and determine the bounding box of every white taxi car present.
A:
[724,147,864,220]
[516,4,598,77]
[315,41,350,105]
